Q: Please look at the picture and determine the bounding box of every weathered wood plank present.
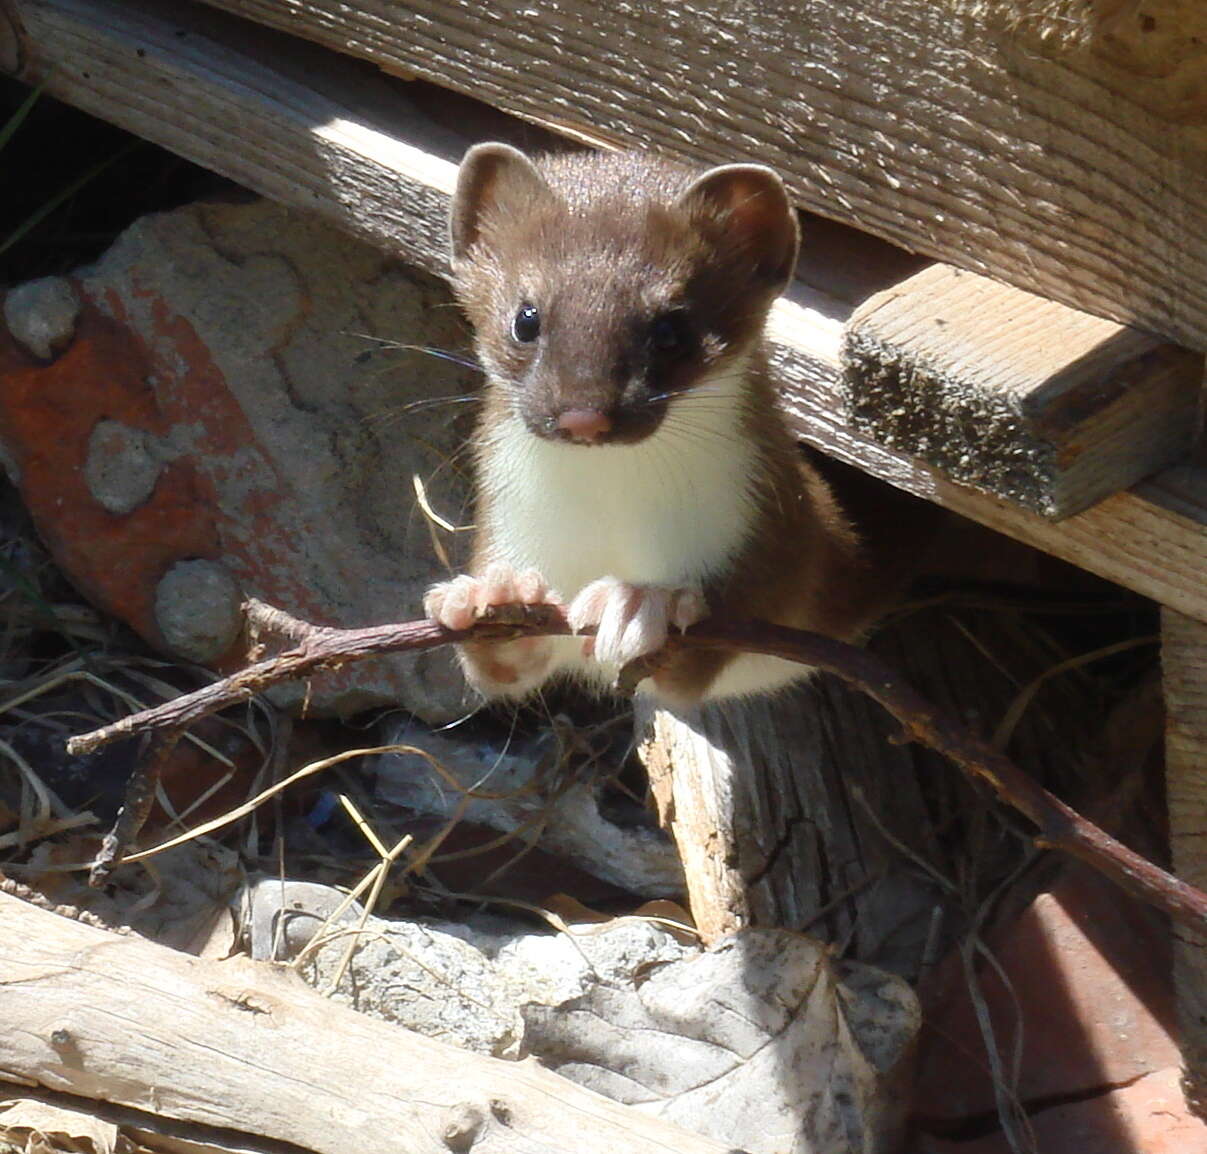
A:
[1162,608,1207,1113]
[637,601,1117,969]
[774,307,1207,623]
[190,0,1207,352]
[3,0,1207,623]
[0,891,738,1154]
[844,265,1203,518]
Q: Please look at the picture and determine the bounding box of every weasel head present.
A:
[449,144,799,446]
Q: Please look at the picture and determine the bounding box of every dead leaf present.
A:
[543,893,611,925]
[522,928,920,1154]
[0,1097,121,1154]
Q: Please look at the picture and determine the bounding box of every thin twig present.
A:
[64,601,1207,933]
[88,727,184,887]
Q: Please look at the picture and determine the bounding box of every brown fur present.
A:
[447,145,895,704]
[647,352,879,701]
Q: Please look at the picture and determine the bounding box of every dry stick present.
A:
[66,601,563,757]
[88,727,184,888]
[65,601,1207,933]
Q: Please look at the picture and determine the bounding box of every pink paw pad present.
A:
[568,578,705,666]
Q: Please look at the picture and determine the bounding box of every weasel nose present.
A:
[555,408,613,443]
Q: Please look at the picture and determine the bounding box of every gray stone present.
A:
[3,276,80,361]
[84,419,166,514]
[154,559,243,664]
[243,878,524,1058]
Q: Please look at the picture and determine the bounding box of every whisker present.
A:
[382,394,481,417]
[369,344,482,372]
[366,396,480,433]
[342,330,482,373]
[645,382,729,405]
[647,390,698,406]
[658,416,746,450]
[658,404,740,421]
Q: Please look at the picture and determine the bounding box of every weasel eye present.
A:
[650,312,689,354]
[511,303,541,343]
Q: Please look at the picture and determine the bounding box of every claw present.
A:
[568,578,704,666]
[426,566,555,630]
[424,574,479,630]
[425,564,560,698]
[670,587,707,633]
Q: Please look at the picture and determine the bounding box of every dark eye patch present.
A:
[649,310,693,356]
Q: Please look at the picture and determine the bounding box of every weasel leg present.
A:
[568,578,705,666]
[424,564,559,697]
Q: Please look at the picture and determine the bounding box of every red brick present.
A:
[915,864,1178,1122]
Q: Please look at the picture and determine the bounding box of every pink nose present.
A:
[555,408,613,443]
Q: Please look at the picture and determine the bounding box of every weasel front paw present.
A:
[424,563,555,630]
[425,564,560,698]
[568,578,705,666]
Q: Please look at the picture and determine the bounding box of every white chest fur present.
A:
[479,361,759,600]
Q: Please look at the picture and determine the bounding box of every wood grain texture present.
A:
[771,302,1207,624]
[844,265,1203,518]
[2,0,461,276]
[637,684,943,957]
[636,602,1120,968]
[0,891,738,1154]
[4,0,1207,623]
[1162,607,1207,1113]
[192,0,1207,352]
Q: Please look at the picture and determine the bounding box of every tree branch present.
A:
[65,599,1207,932]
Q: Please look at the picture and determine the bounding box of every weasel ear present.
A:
[677,164,800,290]
[450,143,553,264]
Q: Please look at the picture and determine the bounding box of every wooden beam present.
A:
[188,0,1207,353]
[1162,608,1207,1114]
[3,0,1207,623]
[844,265,1203,519]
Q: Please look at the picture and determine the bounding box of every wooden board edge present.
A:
[843,266,1203,519]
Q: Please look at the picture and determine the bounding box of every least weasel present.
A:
[425,144,889,709]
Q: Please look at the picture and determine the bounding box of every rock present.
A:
[154,559,243,664]
[241,879,919,1153]
[3,276,80,361]
[241,881,692,1060]
[374,722,684,897]
[243,878,525,1059]
[24,840,241,956]
[83,419,167,515]
[0,198,477,719]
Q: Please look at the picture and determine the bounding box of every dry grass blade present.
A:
[323,795,414,992]
[992,635,1158,750]
[1,664,233,765]
[114,745,415,865]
